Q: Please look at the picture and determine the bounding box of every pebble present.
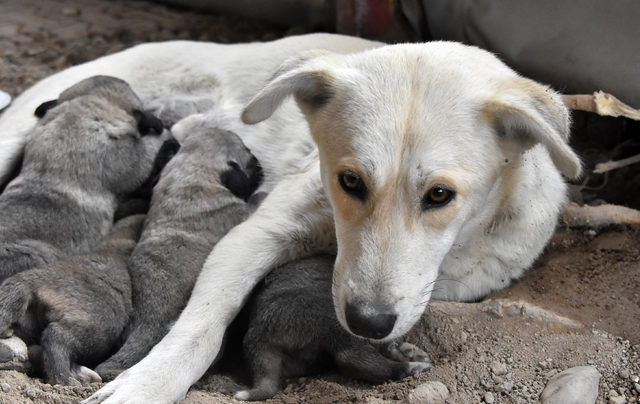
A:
[540,366,600,404]
[483,391,495,404]
[619,369,630,379]
[406,381,449,404]
[25,389,36,399]
[495,381,513,393]
[0,343,12,362]
[490,361,508,376]
[609,395,626,404]
[0,336,28,362]
[0,382,10,393]
[634,383,640,394]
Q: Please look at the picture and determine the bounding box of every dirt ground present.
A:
[0,0,638,403]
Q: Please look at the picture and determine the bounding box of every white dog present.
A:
[0,34,580,403]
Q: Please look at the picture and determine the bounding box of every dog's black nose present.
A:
[345,302,397,340]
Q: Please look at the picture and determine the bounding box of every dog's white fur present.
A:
[0,34,580,403]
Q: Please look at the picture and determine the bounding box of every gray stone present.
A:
[0,382,10,393]
[483,391,495,404]
[609,395,626,404]
[540,366,600,404]
[406,381,449,404]
[490,361,508,376]
[496,381,514,393]
[0,337,28,362]
[0,343,12,362]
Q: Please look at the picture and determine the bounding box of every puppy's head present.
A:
[27,76,166,197]
[242,43,580,341]
[171,114,263,201]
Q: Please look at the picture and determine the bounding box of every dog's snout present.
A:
[344,301,397,340]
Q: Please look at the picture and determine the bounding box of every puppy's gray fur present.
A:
[0,214,145,385]
[0,75,165,283]
[235,254,430,401]
[96,123,262,379]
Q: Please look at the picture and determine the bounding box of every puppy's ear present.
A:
[242,50,337,124]
[220,161,252,201]
[133,109,164,135]
[246,155,263,195]
[483,78,582,179]
[34,99,59,118]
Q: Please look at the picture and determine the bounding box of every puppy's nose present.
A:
[345,301,397,340]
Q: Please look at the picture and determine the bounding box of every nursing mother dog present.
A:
[0,34,581,403]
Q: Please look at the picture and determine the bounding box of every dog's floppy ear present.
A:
[483,78,582,179]
[34,99,59,118]
[133,109,164,135]
[242,50,337,124]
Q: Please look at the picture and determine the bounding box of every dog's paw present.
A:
[82,364,186,404]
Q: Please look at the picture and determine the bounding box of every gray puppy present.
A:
[96,121,262,379]
[235,254,431,401]
[0,75,165,283]
[0,214,145,385]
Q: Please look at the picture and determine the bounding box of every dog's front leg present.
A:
[84,160,334,404]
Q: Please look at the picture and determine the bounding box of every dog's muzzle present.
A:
[344,300,397,340]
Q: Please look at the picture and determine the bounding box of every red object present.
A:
[337,0,395,37]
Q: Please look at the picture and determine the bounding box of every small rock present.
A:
[540,366,600,404]
[619,370,630,379]
[633,383,640,394]
[406,381,449,404]
[25,389,36,399]
[609,395,626,404]
[496,381,513,393]
[0,382,10,393]
[490,361,508,376]
[483,391,495,404]
[0,336,28,362]
[0,344,12,362]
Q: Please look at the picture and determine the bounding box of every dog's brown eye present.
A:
[338,170,367,201]
[422,186,454,210]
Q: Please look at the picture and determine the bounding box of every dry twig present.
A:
[562,202,640,228]
[593,153,640,174]
[563,91,640,120]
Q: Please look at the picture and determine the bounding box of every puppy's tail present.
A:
[0,278,31,337]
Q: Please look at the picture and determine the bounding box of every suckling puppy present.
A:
[0,75,165,283]
[235,254,430,401]
[0,214,145,385]
[96,115,262,379]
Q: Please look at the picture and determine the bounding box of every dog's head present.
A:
[242,43,580,340]
[27,76,166,198]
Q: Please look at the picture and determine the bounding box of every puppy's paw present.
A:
[72,365,102,384]
[381,341,430,364]
[406,360,431,375]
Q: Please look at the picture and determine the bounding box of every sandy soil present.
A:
[0,1,638,403]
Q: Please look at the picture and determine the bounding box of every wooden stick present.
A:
[562,202,640,228]
[594,153,640,174]
[562,91,640,120]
